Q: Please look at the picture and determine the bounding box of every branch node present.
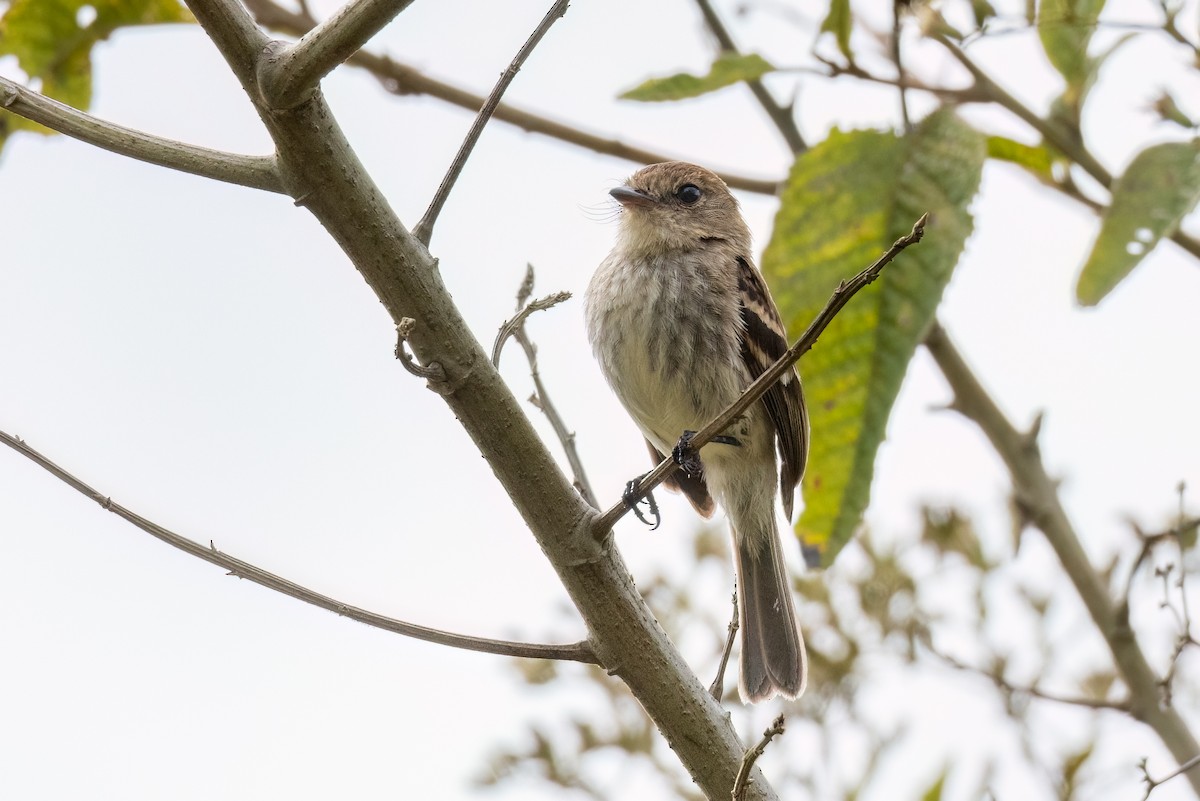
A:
[394,317,448,382]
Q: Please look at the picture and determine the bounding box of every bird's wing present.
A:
[735,256,809,520]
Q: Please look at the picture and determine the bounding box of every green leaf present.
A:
[762,108,984,566]
[1037,0,1105,94]
[920,767,949,801]
[820,0,853,61]
[986,135,1055,178]
[0,0,192,112]
[1076,140,1200,305]
[619,53,775,103]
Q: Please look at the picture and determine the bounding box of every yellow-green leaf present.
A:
[1076,140,1200,305]
[0,0,192,112]
[986,135,1055,178]
[762,108,984,567]
[820,0,853,61]
[619,53,775,103]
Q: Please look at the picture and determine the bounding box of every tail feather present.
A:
[735,527,806,702]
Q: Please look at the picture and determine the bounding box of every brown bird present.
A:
[585,161,808,702]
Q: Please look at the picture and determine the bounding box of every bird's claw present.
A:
[623,476,661,530]
[672,430,743,479]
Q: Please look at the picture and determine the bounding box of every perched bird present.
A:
[585,161,809,702]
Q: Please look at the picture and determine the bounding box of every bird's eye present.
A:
[676,184,702,204]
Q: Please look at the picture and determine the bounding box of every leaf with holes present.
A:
[1076,140,1200,305]
[619,53,775,103]
[762,108,984,567]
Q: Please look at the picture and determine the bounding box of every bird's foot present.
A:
[622,475,660,530]
[672,430,742,480]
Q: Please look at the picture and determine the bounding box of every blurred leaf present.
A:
[1059,742,1095,800]
[920,767,949,801]
[619,53,774,102]
[1076,140,1200,305]
[987,135,1055,178]
[970,0,998,28]
[1079,669,1116,702]
[1152,91,1197,129]
[762,108,984,565]
[1179,517,1198,550]
[820,0,853,61]
[0,0,191,116]
[921,506,990,569]
[1037,0,1105,91]
[515,657,559,685]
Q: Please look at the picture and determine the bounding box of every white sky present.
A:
[1,0,1198,799]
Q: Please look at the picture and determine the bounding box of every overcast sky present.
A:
[2,1,1198,799]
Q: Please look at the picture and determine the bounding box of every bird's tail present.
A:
[735,521,806,703]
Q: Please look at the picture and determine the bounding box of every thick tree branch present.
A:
[595,213,928,535]
[924,321,1200,794]
[257,0,417,108]
[239,0,781,195]
[0,77,282,193]
[179,1,779,797]
[413,0,569,245]
[0,430,596,663]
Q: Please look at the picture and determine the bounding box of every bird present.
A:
[584,161,809,702]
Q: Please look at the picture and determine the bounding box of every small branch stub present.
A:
[395,317,447,382]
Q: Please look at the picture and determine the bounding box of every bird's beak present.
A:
[609,185,658,208]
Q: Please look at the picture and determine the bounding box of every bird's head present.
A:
[610,162,751,256]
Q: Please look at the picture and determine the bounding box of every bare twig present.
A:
[492,267,596,506]
[258,0,418,108]
[491,290,573,367]
[732,714,786,801]
[709,589,740,700]
[0,77,282,193]
[0,430,598,664]
[412,0,570,245]
[240,0,780,195]
[938,650,1132,712]
[594,213,929,536]
[925,321,1200,794]
[1140,753,1200,800]
[891,0,912,133]
[692,0,807,155]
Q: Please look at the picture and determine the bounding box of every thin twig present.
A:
[709,589,739,700]
[593,213,928,536]
[692,0,807,154]
[0,77,282,193]
[891,0,912,133]
[0,430,598,664]
[412,0,570,245]
[731,714,786,801]
[938,650,1132,712]
[240,0,780,195]
[1140,753,1200,800]
[491,267,597,507]
[257,0,418,108]
[491,290,573,367]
